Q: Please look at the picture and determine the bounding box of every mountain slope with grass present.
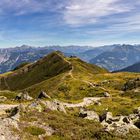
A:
[0,51,107,92]
[0,51,140,140]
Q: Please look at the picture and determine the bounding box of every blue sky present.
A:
[0,0,140,47]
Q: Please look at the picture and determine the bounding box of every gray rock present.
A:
[101,111,139,135]
[100,112,113,122]
[38,91,51,99]
[134,107,140,115]
[103,92,111,97]
[45,99,66,113]
[79,109,99,121]
[15,92,33,101]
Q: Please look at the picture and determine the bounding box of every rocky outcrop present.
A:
[45,99,66,113]
[28,99,66,113]
[100,109,140,135]
[79,109,99,121]
[103,92,111,97]
[38,91,51,99]
[15,91,33,101]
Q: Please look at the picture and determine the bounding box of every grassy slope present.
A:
[19,109,140,140]
[0,52,140,116]
[0,52,140,139]
[0,52,72,90]
[24,57,108,99]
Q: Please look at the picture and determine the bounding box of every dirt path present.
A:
[3,77,10,90]
[0,104,18,111]
[63,97,104,108]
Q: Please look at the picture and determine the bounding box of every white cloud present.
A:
[63,0,134,26]
[0,0,50,16]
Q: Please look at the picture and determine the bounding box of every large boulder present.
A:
[15,92,33,101]
[103,92,111,97]
[100,112,113,122]
[38,91,51,99]
[45,99,66,113]
[23,91,33,100]
[134,107,140,115]
[79,109,99,121]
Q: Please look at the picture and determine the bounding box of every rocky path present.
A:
[63,97,104,108]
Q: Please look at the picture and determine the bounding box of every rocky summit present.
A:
[0,51,140,140]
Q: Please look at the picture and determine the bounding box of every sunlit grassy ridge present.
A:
[0,51,140,116]
[0,52,72,90]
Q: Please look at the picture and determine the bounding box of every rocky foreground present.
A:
[0,91,140,139]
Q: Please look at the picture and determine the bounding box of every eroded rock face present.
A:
[79,109,99,122]
[38,91,51,99]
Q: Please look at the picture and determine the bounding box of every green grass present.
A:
[86,96,138,116]
[0,90,17,99]
[24,126,46,136]
[19,108,140,140]
[0,52,71,90]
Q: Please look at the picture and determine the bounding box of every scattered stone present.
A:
[123,117,131,124]
[115,125,130,135]
[38,91,51,99]
[45,99,66,113]
[103,92,111,97]
[28,101,43,112]
[79,109,99,121]
[15,91,33,101]
[134,107,140,115]
[101,110,140,135]
[23,91,33,100]
[128,114,139,122]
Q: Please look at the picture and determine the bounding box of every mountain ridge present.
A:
[118,62,140,72]
[0,51,107,92]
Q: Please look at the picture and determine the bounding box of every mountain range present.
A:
[0,44,140,73]
[0,51,140,139]
[90,44,140,71]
